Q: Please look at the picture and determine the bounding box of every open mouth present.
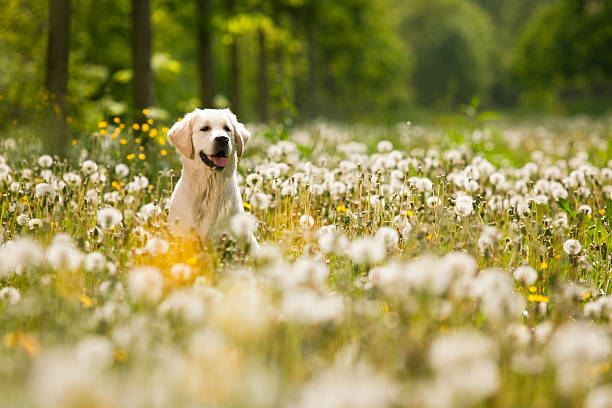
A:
[200,150,228,170]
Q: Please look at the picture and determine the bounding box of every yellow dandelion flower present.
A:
[147,119,153,125]
[141,123,150,132]
[113,117,121,123]
[426,233,433,240]
[72,140,77,145]
[135,137,141,143]
[162,126,169,132]
[161,149,167,156]
[132,123,140,130]
[79,294,93,308]
[114,349,128,362]
[111,131,118,139]
[112,181,121,190]
[528,294,549,303]
[100,129,106,136]
[147,185,153,190]
[599,209,605,215]
[142,108,149,115]
[126,153,135,160]
[337,205,347,213]
[406,210,414,217]
[243,202,251,209]
[138,153,146,160]
[120,139,127,145]
[119,123,125,129]
[149,128,158,137]
[98,121,107,128]
[139,146,144,151]
[584,292,591,300]
[528,286,537,293]
[540,261,548,269]
[158,136,166,145]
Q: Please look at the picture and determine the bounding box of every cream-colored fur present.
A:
[167,108,257,247]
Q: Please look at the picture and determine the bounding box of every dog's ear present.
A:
[168,111,195,159]
[225,109,251,158]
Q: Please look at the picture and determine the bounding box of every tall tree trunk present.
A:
[131,0,153,112]
[306,23,317,117]
[227,0,241,116]
[197,0,214,108]
[45,0,71,153]
[257,29,269,122]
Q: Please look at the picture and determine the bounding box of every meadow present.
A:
[1,114,612,407]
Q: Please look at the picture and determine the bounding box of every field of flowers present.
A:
[1,114,612,407]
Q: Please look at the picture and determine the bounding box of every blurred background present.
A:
[1,0,611,149]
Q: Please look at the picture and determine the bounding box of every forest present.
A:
[2,0,612,148]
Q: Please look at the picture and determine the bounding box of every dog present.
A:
[167,108,257,247]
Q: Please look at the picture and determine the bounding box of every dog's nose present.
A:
[214,135,229,146]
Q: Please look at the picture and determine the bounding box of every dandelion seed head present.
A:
[230,212,257,239]
[38,154,53,168]
[97,207,123,230]
[563,239,582,255]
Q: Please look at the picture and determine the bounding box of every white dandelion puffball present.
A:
[0,287,21,304]
[231,212,257,238]
[38,154,53,167]
[81,160,98,174]
[377,140,393,153]
[115,163,129,178]
[299,214,315,228]
[97,207,123,230]
[375,227,399,250]
[563,239,582,255]
[455,194,474,217]
[145,237,170,256]
[128,266,165,303]
[514,265,538,286]
[349,237,385,265]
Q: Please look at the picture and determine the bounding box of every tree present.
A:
[399,0,494,107]
[131,0,153,112]
[45,0,71,151]
[256,27,269,121]
[227,0,241,116]
[513,0,612,109]
[197,0,214,107]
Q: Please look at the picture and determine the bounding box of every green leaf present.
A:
[297,145,312,157]
[606,199,612,223]
[557,198,576,217]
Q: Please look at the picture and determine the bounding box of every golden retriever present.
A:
[167,108,257,247]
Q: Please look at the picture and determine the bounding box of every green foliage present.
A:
[1,0,612,143]
[399,0,495,107]
[513,0,612,111]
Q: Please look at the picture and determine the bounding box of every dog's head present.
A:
[167,108,251,171]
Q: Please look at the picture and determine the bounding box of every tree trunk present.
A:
[131,0,153,112]
[257,29,269,122]
[45,0,71,153]
[227,0,241,116]
[197,0,214,107]
[306,23,317,117]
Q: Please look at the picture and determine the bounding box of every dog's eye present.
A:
[201,125,211,132]
[224,125,231,133]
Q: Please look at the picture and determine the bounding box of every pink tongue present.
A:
[210,156,228,167]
